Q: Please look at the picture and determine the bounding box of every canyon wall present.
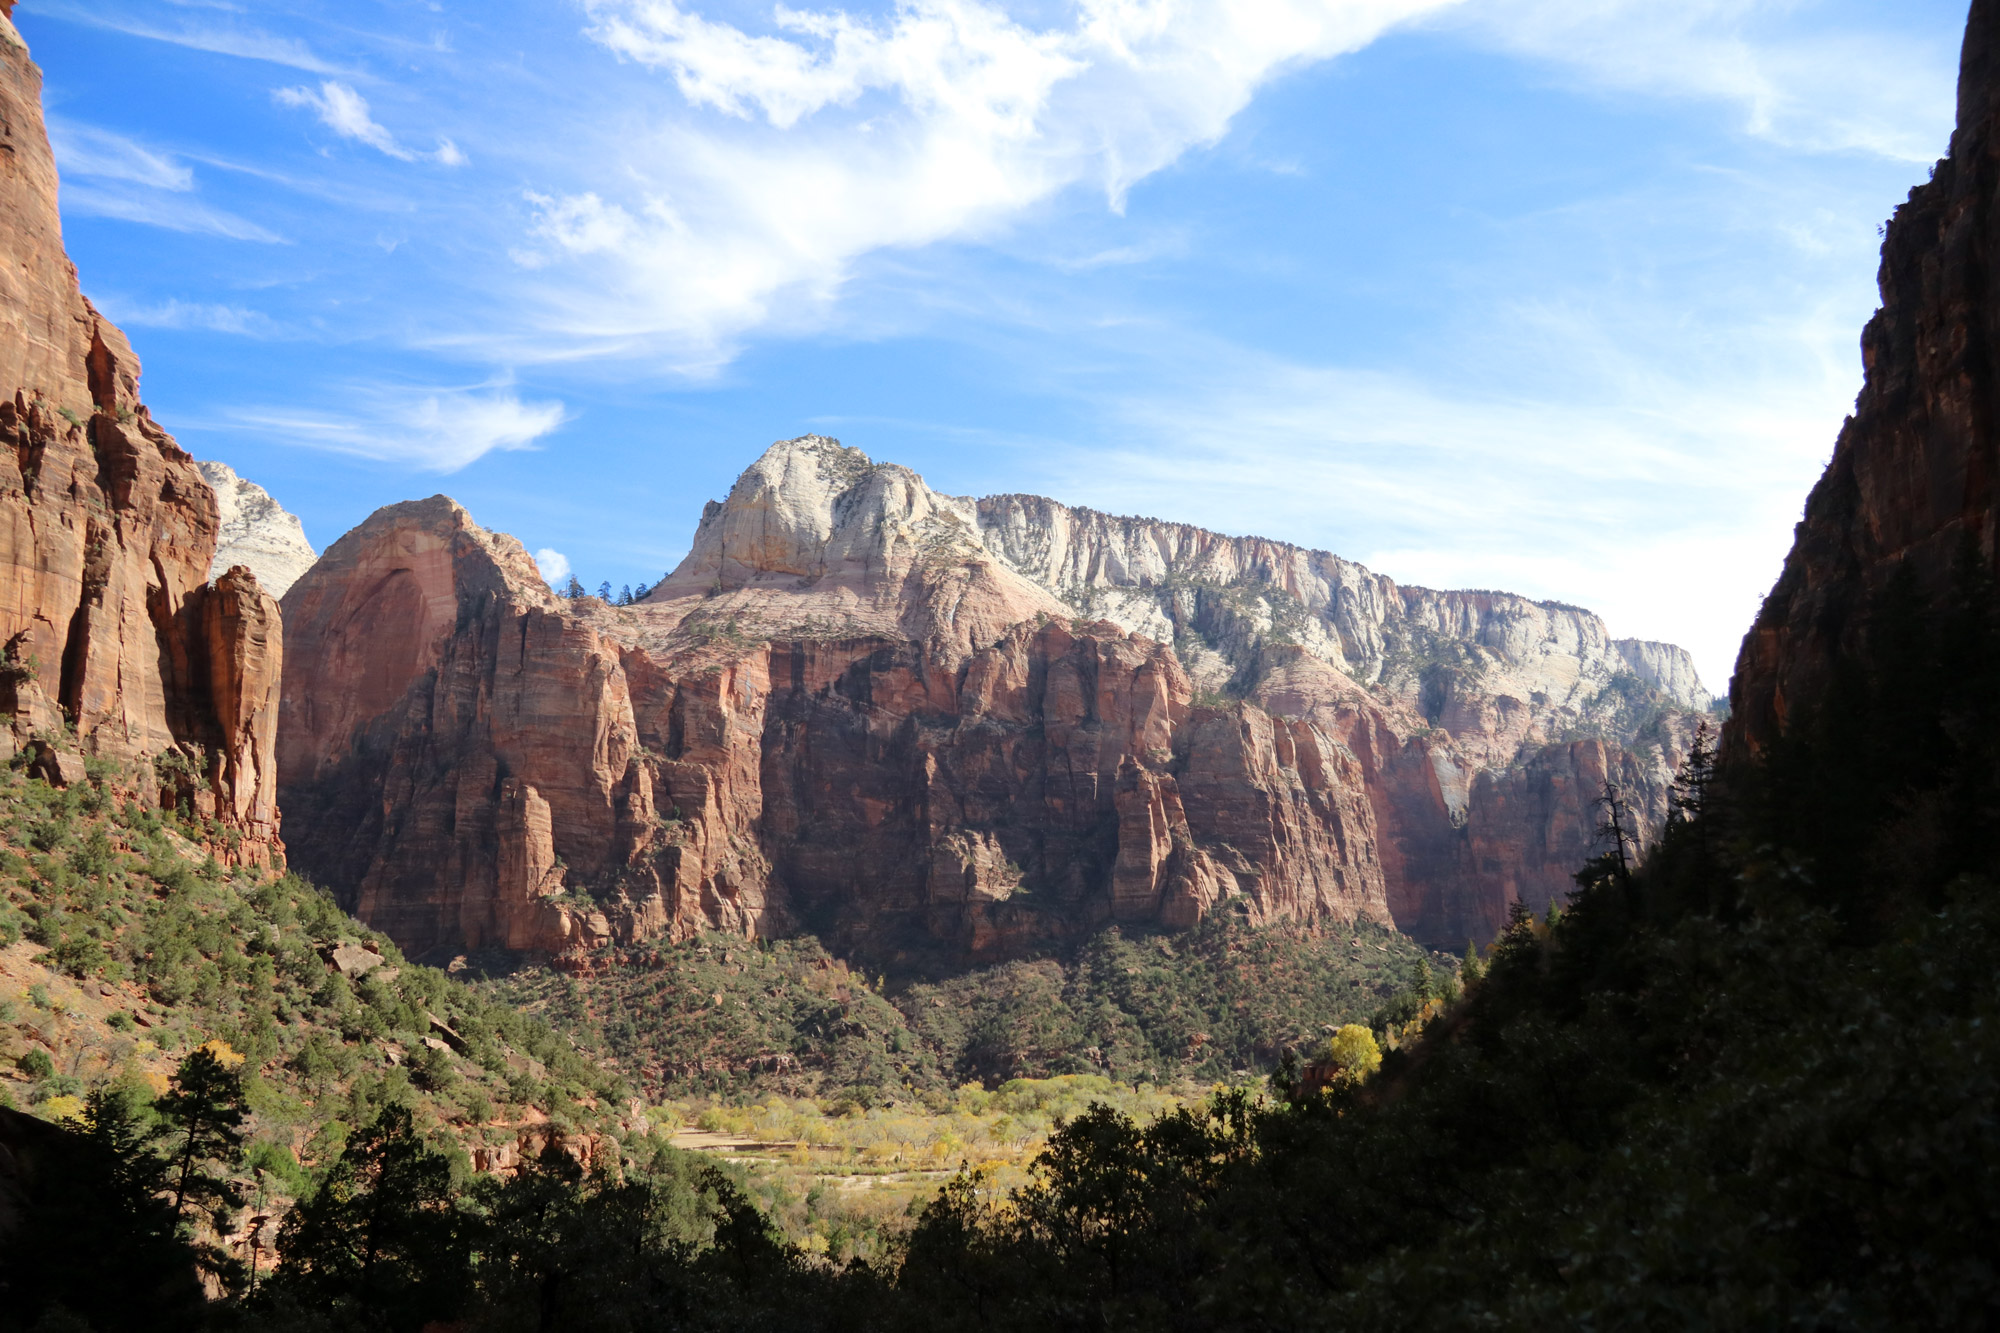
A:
[282,437,1706,964]
[0,12,281,859]
[1729,3,2000,760]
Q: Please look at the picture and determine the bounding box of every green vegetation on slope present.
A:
[0,760,638,1314]
[473,919,1440,1103]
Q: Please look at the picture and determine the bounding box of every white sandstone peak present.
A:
[198,460,318,596]
[654,435,1713,723]
[664,434,982,592]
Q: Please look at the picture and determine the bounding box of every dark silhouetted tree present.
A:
[274,1103,472,1330]
[157,1045,247,1288]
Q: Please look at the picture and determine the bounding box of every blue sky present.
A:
[15,0,1970,688]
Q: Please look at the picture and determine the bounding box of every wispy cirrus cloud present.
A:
[60,182,283,242]
[488,0,1954,377]
[19,0,350,73]
[220,384,568,472]
[94,296,280,337]
[47,118,281,241]
[1443,0,1955,162]
[47,120,193,190]
[275,81,466,166]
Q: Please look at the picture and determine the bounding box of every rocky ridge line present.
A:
[281,436,1708,965]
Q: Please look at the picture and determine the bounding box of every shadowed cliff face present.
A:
[0,14,280,860]
[282,438,1706,964]
[1729,1,2000,762]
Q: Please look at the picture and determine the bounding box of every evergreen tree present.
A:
[618,583,633,605]
[597,581,613,602]
[83,1084,171,1207]
[0,1097,205,1330]
[274,1103,472,1329]
[564,575,585,599]
[156,1045,247,1287]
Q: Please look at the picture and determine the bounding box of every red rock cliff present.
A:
[282,437,1704,963]
[0,14,281,859]
[278,496,1394,964]
[1729,0,2000,757]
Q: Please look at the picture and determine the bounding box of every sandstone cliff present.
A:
[1729,3,2000,761]
[283,436,1706,962]
[0,13,280,859]
[198,460,316,596]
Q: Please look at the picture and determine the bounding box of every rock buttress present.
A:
[1730,0,2000,758]
[0,16,280,861]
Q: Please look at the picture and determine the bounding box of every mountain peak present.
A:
[198,460,317,597]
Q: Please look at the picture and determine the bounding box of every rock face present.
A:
[0,15,281,859]
[198,460,316,596]
[283,436,1708,963]
[1730,2,2000,761]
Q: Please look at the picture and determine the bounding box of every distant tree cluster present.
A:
[561,576,662,605]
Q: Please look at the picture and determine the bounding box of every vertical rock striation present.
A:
[0,13,281,860]
[283,437,1707,963]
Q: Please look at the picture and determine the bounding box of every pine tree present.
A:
[83,1084,170,1205]
[156,1045,248,1289]
[564,576,585,599]
[274,1103,472,1326]
[597,581,613,602]
[1,1091,206,1329]
[1666,719,1721,911]
[1667,720,1717,827]
[1594,781,1640,912]
[618,583,633,605]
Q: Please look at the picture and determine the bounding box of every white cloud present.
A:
[23,1,350,73]
[534,548,573,587]
[275,82,467,166]
[481,0,1957,371]
[95,297,276,336]
[59,182,283,242]
[46,119,285,242]
[223,386,568,472]
[1444,0,1955,162]
[498,0,1460,366]
[48,121,194,191]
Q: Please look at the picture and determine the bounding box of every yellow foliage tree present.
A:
[199,1038,246,1069]
[1325,1024,1382,1082]
[40,1094,85,1123]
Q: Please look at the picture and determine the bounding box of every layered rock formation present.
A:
[1729,3,2000,760]
[198,460,316,596]
[0,12,281,859]
[282,436,1708,963]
